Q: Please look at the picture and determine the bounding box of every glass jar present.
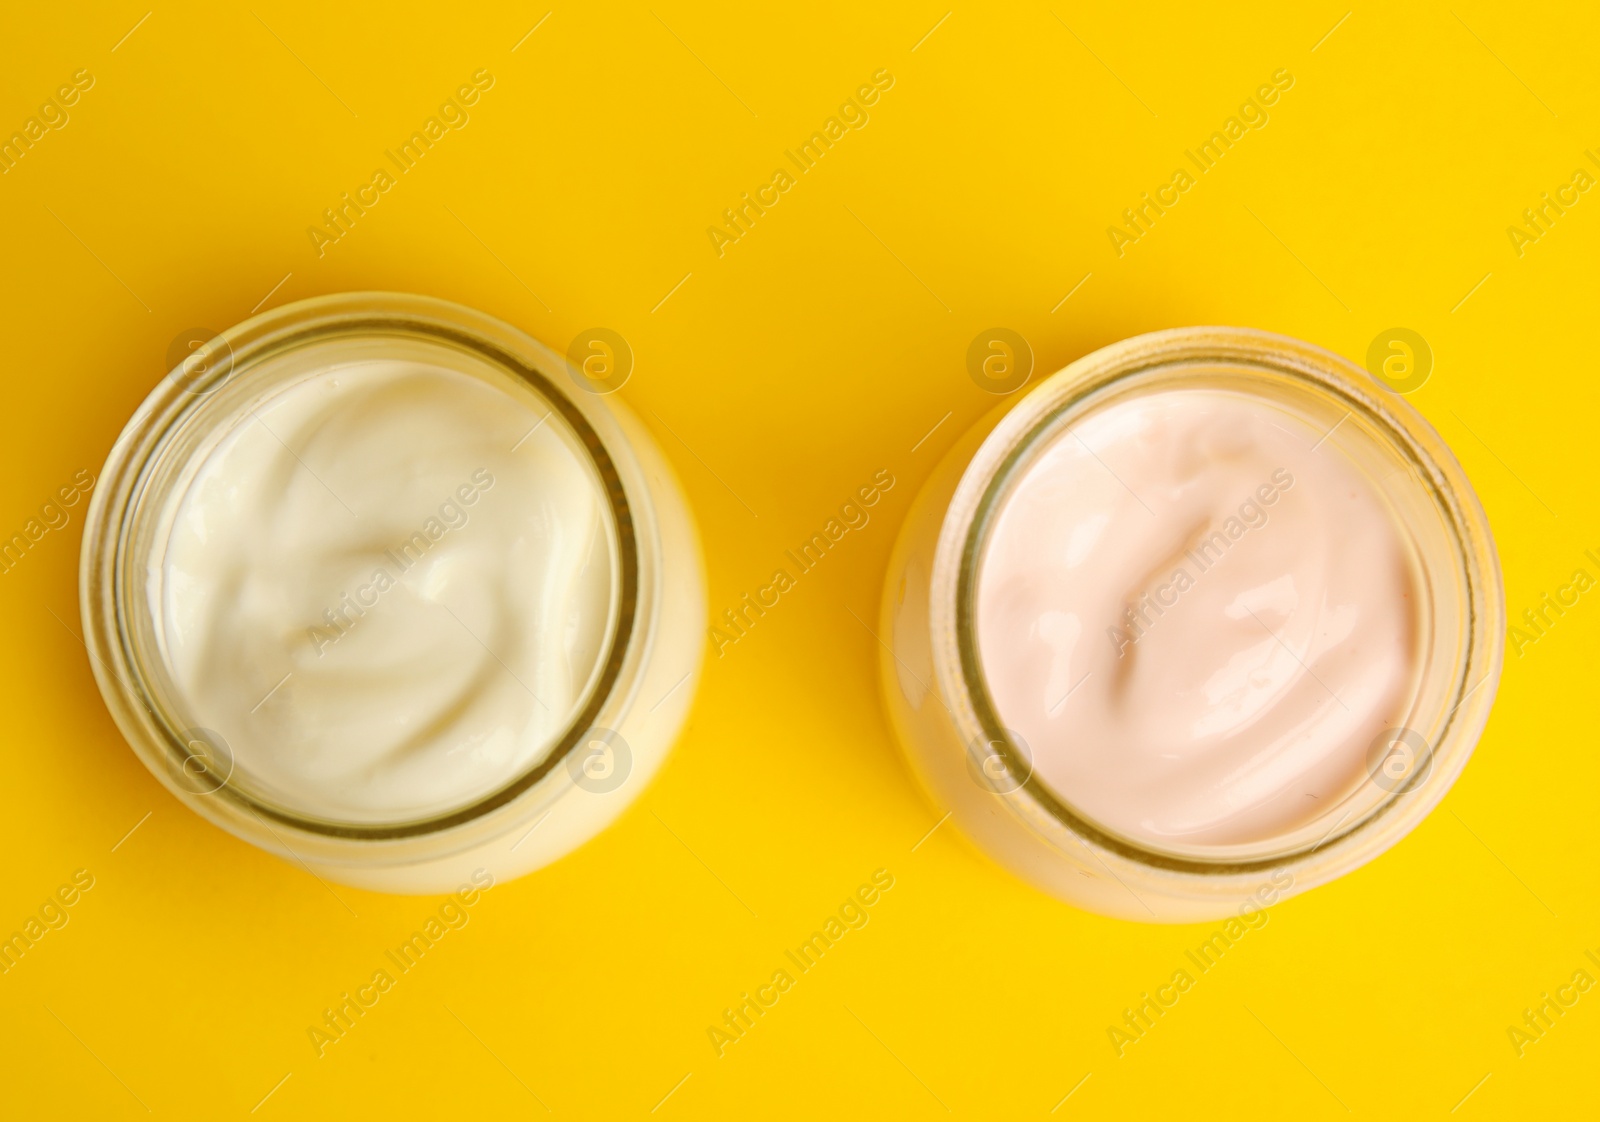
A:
[80,293,704,893]
[879,326,1503,922]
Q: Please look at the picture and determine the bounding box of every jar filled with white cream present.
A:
[880,327,1503,922]
[81,294,704,893]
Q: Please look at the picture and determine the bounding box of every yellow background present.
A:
[1,2,1596,1117]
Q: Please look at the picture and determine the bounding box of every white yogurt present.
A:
[155,359,616,823]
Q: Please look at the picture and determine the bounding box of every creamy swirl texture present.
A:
[976,388,1419,847]
[155,359,615,822]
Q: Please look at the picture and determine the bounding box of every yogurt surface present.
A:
[975,388,1419,848]
[156,358,616,822]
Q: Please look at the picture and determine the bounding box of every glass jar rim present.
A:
[82,292,642,840]
[939,326,1503,876]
